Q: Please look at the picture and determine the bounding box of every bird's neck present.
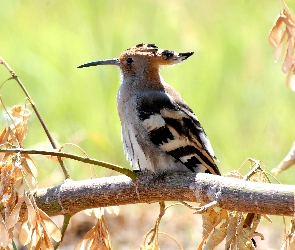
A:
[120,68,165,92]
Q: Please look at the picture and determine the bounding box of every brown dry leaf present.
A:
[10,105,32,120]
[93,208,104,219]
[274,29,287,62]
[0,155,18,215]
[10,121,28,146]
[5,105,31,147]
[140,242,159,250]
[19,210,32,246]
[22,154,38,178]
[7,127,20,147]
[24,195,37,226]
[33,230,54,250]
[203,228,227,250]
[105,206,120,216]
[19,196,60,248]
[75,227,96,250]
[46,155,59,162]
[14,177,25,198]
[216,160,267,249]
[281,219,295,250]
[34,234,42,250]
[225,212,257,250]
[30,224,42,249]
[6,196,25,229]
[20,195,39,248]
[225,211,238,246]
[269,1,295,90]
[43,230,55,250]
[0,214,10,248]
[269,13,285,47]
[273,141,295,174]
[84,206,120,219]
[286,65,295,90]
[75,215,112,250]
[38,208,61,242]
[0,128,10,161]
[0,127,9,144]
[10,105,23,118]
[21,154,38,188]
[224,170,243,179]
[282,28,295,73]
[198,206,229,249]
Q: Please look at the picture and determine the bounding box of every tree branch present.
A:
[32,172,294,217]
[0,148,137,179]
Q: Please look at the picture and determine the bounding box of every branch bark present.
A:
[33,172,295,217]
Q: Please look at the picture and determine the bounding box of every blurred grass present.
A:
[1,0,294,183]
[1,0,295,249]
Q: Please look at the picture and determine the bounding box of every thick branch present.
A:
[33,172,294,217]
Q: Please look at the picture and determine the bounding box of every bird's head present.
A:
[78,43,194,77]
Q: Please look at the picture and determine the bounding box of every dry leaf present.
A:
[10,105,32,120]
[46,155,59,162]
[224,170,243,179]
[272,141,295,174]
[38,208,61,242]
[105,206,120,216]
[203,228,227,250]
[24,195,37,226]
[75,227,98,250]
[10,122,28,146]
[269,1,295,91]
[269,14,285,47]
[43,230,55,250]
[6,196,25,229]
[23,154,38,178]
[200,160,267,249]
[281,219,295,250]
[75,215,112,250]
[19,210,32,246]
[0,214,10,248]
[198,206,229,249]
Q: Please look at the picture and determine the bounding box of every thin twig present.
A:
[0,147,137,179]
[0,57,70,179]
[243,159,262,181]
[54,214,71,249]
[180,200,218,214]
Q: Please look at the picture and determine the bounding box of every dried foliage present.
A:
[137,160,272,250]
[75,207,119,250]
[0,105,61,248]
[272,141,295,174]
[269,0,295,90]
[281,218,295,250]
[197,159,269,250]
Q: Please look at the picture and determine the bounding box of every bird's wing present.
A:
[136,91,221,175]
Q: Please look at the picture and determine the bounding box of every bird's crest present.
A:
[120,43,194,66]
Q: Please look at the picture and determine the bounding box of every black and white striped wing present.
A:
[136,91,221,175]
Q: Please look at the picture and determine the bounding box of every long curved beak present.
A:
[77,58,120,68]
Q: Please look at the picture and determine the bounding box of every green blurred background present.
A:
[1,0,294,249]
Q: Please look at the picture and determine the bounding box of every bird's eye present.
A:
[126,57,134,64]
[162,50,174,58]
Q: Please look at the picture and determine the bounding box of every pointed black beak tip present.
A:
[177,52,194,62]
[77,62,97,68]
[181,52,194,58]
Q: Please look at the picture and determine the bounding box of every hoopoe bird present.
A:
[78,44,221,175]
